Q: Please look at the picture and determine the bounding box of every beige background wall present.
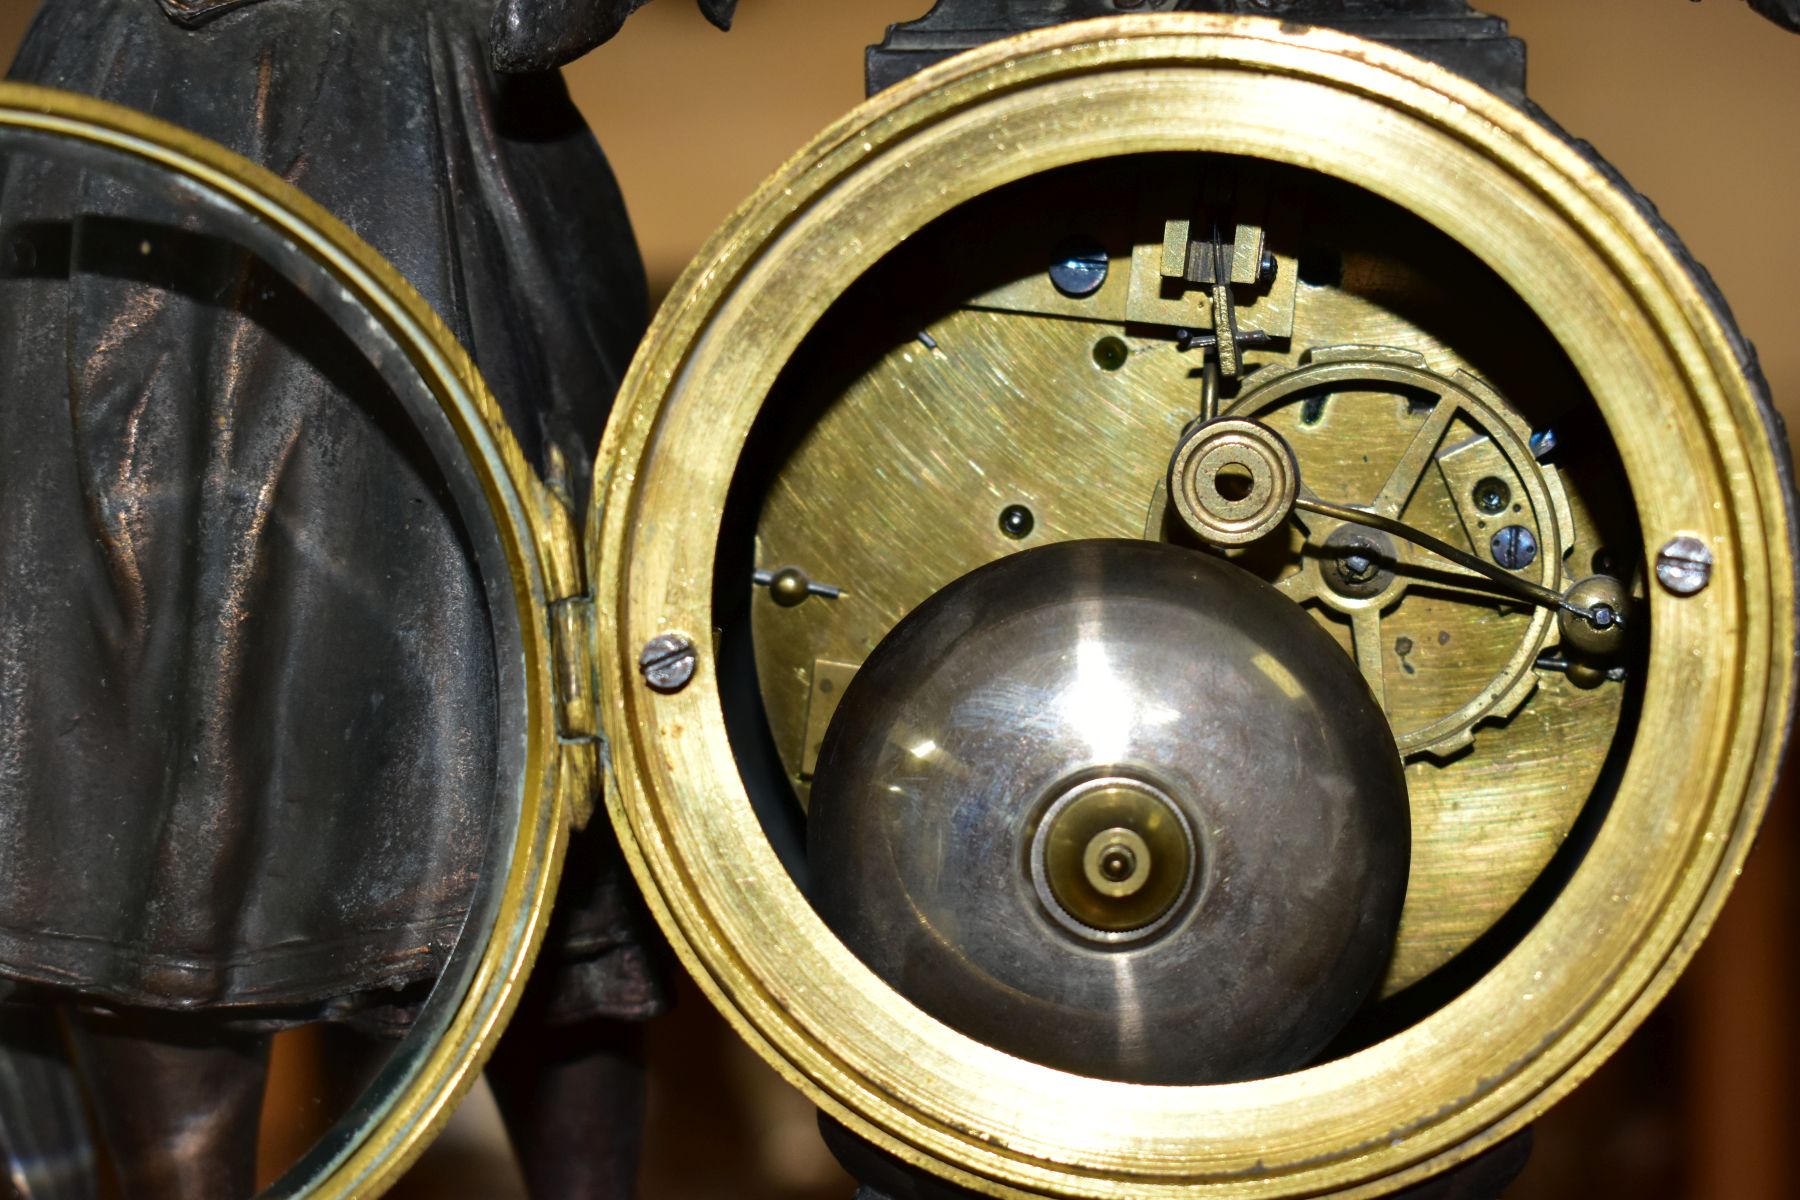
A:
[1,2,1795,1197]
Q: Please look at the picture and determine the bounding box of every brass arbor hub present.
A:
[1088,829,1148,892]
[1167,416,1300,546]
[1321,526,1399,599]
[1559,574,1632,661]
[1031,777,1196,940]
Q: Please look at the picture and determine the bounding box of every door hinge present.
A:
[550,593,601,829]
[539,447,602,830]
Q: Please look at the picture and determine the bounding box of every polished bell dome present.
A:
[807,539,1409,1084]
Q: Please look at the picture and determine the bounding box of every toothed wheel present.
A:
[1221,346,1573,759]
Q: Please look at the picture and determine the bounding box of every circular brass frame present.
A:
[0,85,570,1199]
[593,16,1794,1199]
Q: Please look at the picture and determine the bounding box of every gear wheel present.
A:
[1221,345,1575,759]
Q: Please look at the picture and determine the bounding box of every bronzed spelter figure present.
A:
[0,1,733,1195]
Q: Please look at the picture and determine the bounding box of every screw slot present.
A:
[1048,238,1109,298]
[1655,535,1713,595]
[639,633,697,693]
[1491,525,1539,571]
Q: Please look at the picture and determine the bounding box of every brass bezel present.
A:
[593,16,1795,1199]
[0,84,572,1199]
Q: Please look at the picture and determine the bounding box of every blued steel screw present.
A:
[639,633,697,693]
[1259,249,1278,285]
[1048,240,1109,298]
[1491,525,1538,571]
[1655,536,1713,596]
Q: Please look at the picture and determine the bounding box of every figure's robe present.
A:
[0,0,661,1024]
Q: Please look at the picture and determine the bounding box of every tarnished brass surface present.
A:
[593,15,1795,1199]
[963,160,1302,341]
[799,658,860,781]
[0,84,576,1200]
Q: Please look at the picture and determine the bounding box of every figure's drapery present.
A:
[0,0,662,1023]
